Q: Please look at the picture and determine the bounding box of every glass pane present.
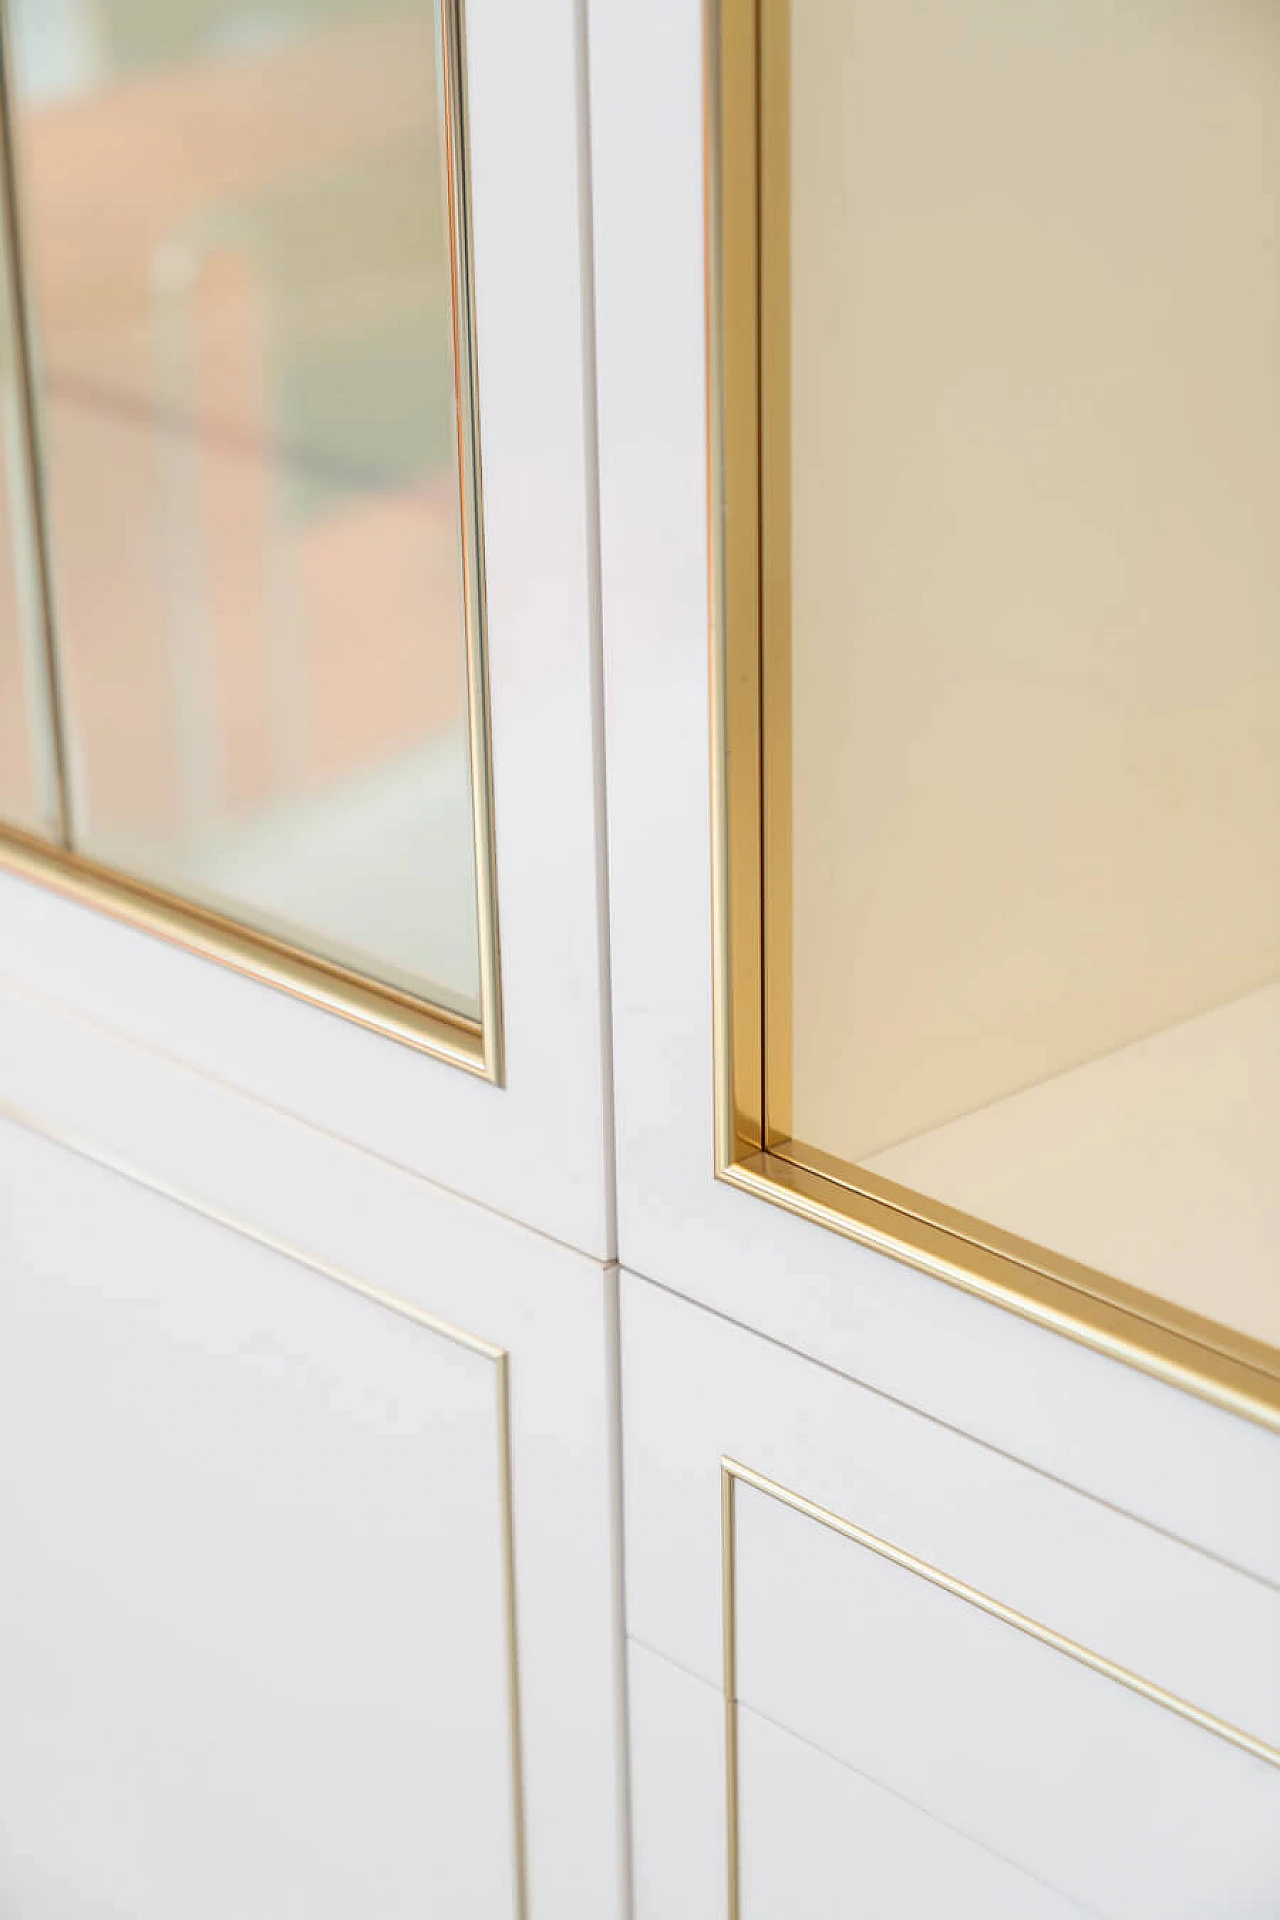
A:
[8,0,481,1017]
[779,1,1279,1345]
[0,190,55,839]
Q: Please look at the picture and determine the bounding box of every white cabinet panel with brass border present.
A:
[621,1270,1280,1918]
[0,988,630,1920]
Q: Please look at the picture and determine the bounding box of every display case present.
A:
[709,0,1280,1427]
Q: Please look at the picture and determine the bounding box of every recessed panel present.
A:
[733,1478,1280,1915]
[0,1122,519,1919]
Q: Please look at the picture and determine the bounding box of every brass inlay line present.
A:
[0,822,487,1070]
[439,0,504,1085]
[0,1098,529,1918]
[720,1455,1280,1918]
[703,0,1280,1429]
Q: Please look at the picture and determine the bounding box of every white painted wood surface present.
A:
[625,1642,726,1920]
[586,0,1280,1587]
[621,1271,1280,1916]
[736,1482,1280,1915]
[738,1707,1091,1920]
[622,1274,1280,1753]
[0,978,630,1918]
[0,1125,518,1919]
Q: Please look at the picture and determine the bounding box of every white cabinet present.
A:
[0,1,1277,1915]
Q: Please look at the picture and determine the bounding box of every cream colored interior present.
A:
[785,0,1280,1343]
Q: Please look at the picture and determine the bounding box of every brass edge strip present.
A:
[0,1095,503,1353]
[707,0,764,1165]
[705,0,1280,1434]
[0,823,488,1072]
[440,0,504,1085]
[723,1154,1280,1432]
[494,1351,531,1920]
[0,1096,530,1917]
[719,1457,1279,1920]
[771,1134,1280,1386]
[0,1,71,844]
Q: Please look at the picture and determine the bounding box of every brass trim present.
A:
[439,0,504,1083]
[0,1098,529,1919]
[757,0,791,1149]
[720,1455,1280,1919]
[0,821,487,1070]
[704,0,1280,1430]
[707,0,764,1162]
[0,0,503,1081]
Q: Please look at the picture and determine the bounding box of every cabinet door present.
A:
[0,0,613,1256]
[0,4,626,1917]
[621,1274,1280,1919]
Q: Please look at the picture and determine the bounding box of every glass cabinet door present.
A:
[0,0,498,1071]
[710,0,1280,1418]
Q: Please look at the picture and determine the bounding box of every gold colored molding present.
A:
[0,0,503,1082]
[720,1455,1280,1918]
[704,0,1280,1431]
[0,1098,530,1919]
[0,822,488,1069]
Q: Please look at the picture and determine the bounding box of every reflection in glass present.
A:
[0,178,55,838]
[778,0,1279,1345]
[8,0,481,1016]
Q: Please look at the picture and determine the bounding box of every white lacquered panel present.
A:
[738,1705,1089,1920]
[0,1123,518,1920]
[626,1642,727,1920]
[621,1275,1280,1756]
[734,1481,1280,1915]
[0,975,629,1920]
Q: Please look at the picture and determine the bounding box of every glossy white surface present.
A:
[736,1482,1280,1915]
[0,0,614,1259]
[586,0,1280,1578]
[621,1273,1280,1917]
[625,1642,726,1920]
[738,1707,1090,1920]
[0,1123,518,1919]
[621,1272,1280,1763]
[0,969,630,1919]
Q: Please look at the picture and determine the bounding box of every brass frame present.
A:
[720,1455,1280,1919]
[0,0,503,1081]
[3,1098,529,1919]
[705,0,1280,1431]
